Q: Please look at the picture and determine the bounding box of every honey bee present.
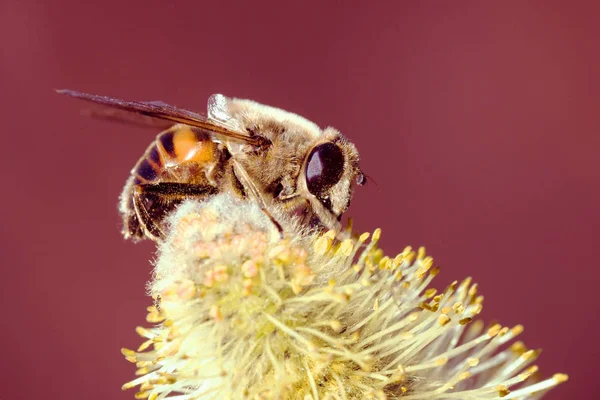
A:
[58,89,366,241]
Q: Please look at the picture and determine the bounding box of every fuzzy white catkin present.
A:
[122,194,568,400]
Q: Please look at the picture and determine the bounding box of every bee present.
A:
[58,89,366,241]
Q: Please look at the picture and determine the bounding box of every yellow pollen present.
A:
[399,331,414,339]
[394,270,403,281]
[243,279,253,296]
[467,357,479,367]
[526,365,539,374]
[135,326,152,338]
[468,284,478,297]
[146,311,164,323]
[497,386,510,397]
[324,229,336,240]
[203,270,215,287]
[134,390,150,399]
[521,349,537,360]
[210,305,222,322]
[437,315,451,326]
[137,340,153,352]
[338,239,354,256]
[242,259,258,278]
[213,265,229,282]
[314,235,333,255]
[379,256,392,270]
[121,348,136,357]
[519,371,533,381]
[458,371,471,381]
[330,320,342,332]
[511,324,524,335]
[554,373,569,383]
[435,357,448,366]
[268,244,291,263]
[372,228,381,242]
[408,312,420,321]
[510,341,527,355]
[393,253,404,264]
[487,324,502,337]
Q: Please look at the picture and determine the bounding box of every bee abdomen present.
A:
[133,126,216,184]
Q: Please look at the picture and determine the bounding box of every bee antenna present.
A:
[364,172,380,191]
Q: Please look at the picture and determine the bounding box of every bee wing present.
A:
[57,89,259,146]
[80,107,175,130]
[206,93,246,130]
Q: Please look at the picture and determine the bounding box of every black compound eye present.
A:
[305,142,345,196]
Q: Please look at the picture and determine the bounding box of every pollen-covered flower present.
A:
[122,195,567,399]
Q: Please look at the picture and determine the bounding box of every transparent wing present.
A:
[207,93,247,132]
[57,89,259,146]
[80,107,174,130]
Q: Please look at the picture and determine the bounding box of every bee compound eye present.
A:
[305,142,345,196]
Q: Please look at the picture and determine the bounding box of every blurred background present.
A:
[1,1,598,398]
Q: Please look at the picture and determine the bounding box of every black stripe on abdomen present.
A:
[159,131,176,158]
[136,159,158,181]
[148,145,163,167]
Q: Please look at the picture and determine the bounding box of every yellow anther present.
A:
[242,259,258,278]
[314,235,333,255]
[467,357,479,367]
[417,246,426,260]
[210,305,223,322]
[487,324,502,337]
[497,386,510,397]
[458,371,471,380]
[511,324,524,335]
[338,239,354,256]
[121,348,136,357]
[372,228,381,242]
[330,320,342,332]
[435,357,448,366]
[553,373,569,383]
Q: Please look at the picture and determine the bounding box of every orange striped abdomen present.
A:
[132,126,221,185]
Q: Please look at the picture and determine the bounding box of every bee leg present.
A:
[133,182,219,242]
[231,161,284,237]
[132,188,166,241]
[260,207,284,237]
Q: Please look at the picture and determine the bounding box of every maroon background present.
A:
[1,1,597,398]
